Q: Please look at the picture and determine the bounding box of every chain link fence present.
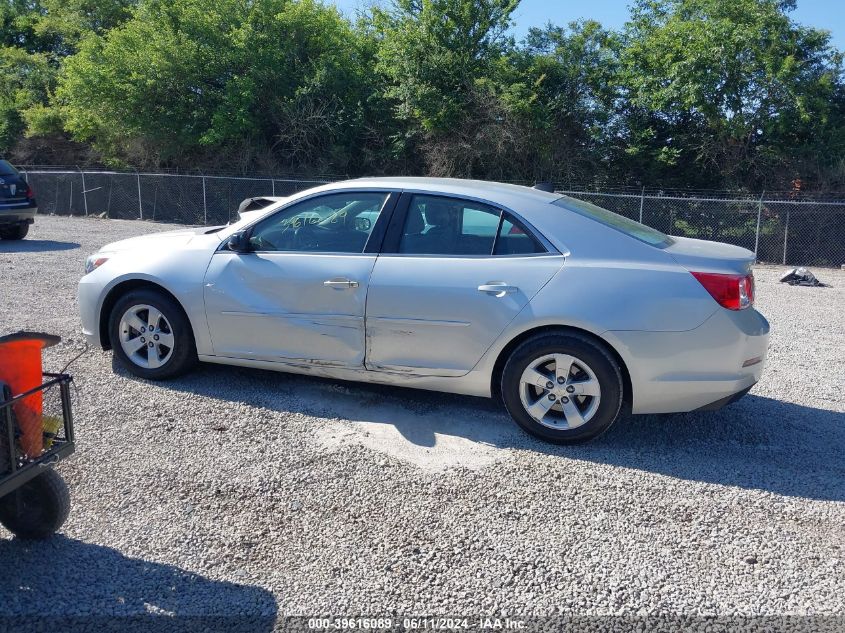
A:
[18,169,845,267]
[21,169,330,226]
[561,190,845,268]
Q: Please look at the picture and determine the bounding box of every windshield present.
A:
[0,160,18,176]
[553,195,673,247]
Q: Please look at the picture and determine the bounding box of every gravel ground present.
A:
[0,215,843,629]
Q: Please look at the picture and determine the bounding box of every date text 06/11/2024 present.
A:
[306,617,527,630]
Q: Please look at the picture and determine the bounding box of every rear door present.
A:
[365,193,565,376]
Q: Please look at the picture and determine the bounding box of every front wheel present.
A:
[0,223,29,240]
[0,470,70,539]
[109,289,197,380]
[501,332,624,444]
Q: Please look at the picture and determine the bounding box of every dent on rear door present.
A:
[365,255,566,376]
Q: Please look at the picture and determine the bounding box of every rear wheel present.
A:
[0,470,70,539]
[0,223,29,240]
[109,289,197,380]
[501,332,624,444]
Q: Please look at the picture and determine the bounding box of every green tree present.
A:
[372,0,518,172]
[0,46,54,152]
[34,0,137,54]
[3,0,844,186]
[415,19,623,182]
[49,0,375,169]
[1,0,49,52]
[505,20,621,184]
[0,0,137,160]
[1,0,134,54]
[620,0,844,189]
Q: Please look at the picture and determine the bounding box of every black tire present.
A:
[0,470,70,539]
[501,332,624,444]
[0,223,29,240]
[109,288,197,380]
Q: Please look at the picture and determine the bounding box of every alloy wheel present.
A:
[118,304,175,369]
[518,353,602,430]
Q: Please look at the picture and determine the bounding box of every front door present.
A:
[203,190,395,366]
[365,193,565,376]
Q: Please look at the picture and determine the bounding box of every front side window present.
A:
[398,195,546,256]
[248,192,388,253]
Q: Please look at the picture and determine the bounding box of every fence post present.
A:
[137,172,143,220]
[79,168,89,216]
[782,208,790,265]
[638,187,645,223]
[753,192,764,262]
[271,179,276,196]
[202,176,208,225]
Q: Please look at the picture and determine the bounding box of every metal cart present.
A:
[0,334,75,540]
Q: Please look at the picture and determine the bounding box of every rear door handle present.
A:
[324,278,359,288]
[478,282,518,297]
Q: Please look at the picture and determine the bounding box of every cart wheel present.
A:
[0,469,70,539]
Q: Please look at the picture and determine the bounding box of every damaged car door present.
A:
[203,191,396,366]
[365,193,565,376]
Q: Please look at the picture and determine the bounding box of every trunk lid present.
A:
[665,236,755,274]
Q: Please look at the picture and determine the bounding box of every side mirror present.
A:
[227,231,250,253]
[355,217,372,232]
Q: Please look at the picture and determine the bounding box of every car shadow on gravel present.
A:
[0,239,80,252]
[137,361,844,500]
[135,360,511,441]
[0,535,278,631]
[577,395,845,502]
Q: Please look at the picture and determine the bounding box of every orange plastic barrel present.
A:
[0,332,60,458]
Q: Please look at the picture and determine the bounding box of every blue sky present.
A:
[329,0,845,51]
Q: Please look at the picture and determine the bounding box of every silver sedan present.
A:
[78,178,770,443]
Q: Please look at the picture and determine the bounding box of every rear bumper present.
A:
[0,202,37,223]
[694,384,755,411]
[606,307,770,414]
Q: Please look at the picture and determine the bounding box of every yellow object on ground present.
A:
[42,415,63,450]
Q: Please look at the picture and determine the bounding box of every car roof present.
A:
[223,177,671,261]
[331,177,562,208]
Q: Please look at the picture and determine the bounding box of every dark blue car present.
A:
[0,160,36,240]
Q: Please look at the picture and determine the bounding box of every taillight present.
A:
[25,183,35,199]
[691,271,754,310]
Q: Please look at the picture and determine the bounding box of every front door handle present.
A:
[324,278,359,289]
[478,282,518,297]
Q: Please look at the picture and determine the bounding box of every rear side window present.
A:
[495,215,546,255]
[0,160,18,176]
[553,196,673,247]
[398,195,546,256]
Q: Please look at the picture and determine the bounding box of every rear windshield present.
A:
[553,195,673,247]
[0,160,18,176]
